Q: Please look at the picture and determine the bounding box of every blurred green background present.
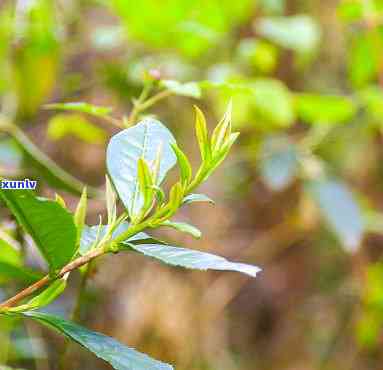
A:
[1,0,383,369]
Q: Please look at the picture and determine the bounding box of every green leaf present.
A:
[337,1,364,22]
[203,132,240,181]
[0,233,21,267]
[6,278,67,313]
[123,242,261,277]
[358,85,383,122]
[167,182,184,214]
[348,32,379,88]
[55,193,67,209]
[295,93,356,125]
[211,100,232,152]
[259,135,299,191]
[79,222,151,255]
[259,0,285,14]
[252,79,295,127]
[74,188,88,243]
[306,179,364,252]
[194,106,211,161]
[256,15,321,53]
[23,311,173,370]
[106,175,117,225]
[237,38,278,73]
[182,193,215,205]
[137,158,155,217]
[0,234,42,284]
[47,114,107,144]
[107,119,177,217]
[171,143,192,185]
[161,80,201,98]
[0,188,78,271]
[160,221,202,239]
[0,263,43,285]
[45,102,112,118]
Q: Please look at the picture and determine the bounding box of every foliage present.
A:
[1,0,383,369]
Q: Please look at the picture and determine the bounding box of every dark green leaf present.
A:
[0,262,43,285]
[0,188,78,271]
[107,119,177,217]
[23,311,173,370]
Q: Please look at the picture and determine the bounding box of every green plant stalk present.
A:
[128,89,173,124]
[0,116,102,198]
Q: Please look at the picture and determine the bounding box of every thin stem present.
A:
[138,90,173,112]
[103,115,124,128]
[127,89,172,125]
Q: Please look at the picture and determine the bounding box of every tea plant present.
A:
[0,100,261,370]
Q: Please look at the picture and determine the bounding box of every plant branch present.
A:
[0,247,105,310]
[0,215,151,310]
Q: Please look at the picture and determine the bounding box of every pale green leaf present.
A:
[55,194,67,209]
[171,143,192,185]
[182,193,215,205]
[137,158,155,216]
[349,33,379,88]
[161,221,202,239]
[306,179,364,252]
[47,114,107,144]
[74,188,88,243]
[295,93,356,125]
[45,102,112,118]
[259,135,299,191]
[256,15,321,53]
[107,119,177,217]
[106,175,117,225]
[211,100,232,152]
[161,80,201,98]
[252,79,294,127]
[194,106,211,161]
[123,242,262,278]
